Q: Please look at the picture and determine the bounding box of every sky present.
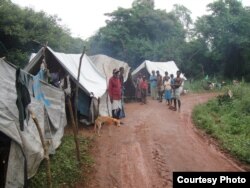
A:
[11,0,250,40]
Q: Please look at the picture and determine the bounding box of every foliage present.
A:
[0,0,86,67]
[28,135,94,188]
[88,3,187,69]
[2,0,250,81]
[194,0,250,80]
[193,83,250,164]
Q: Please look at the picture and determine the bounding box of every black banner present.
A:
[173,172,250,188]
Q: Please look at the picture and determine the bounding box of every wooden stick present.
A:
[67,97,81,164]
[74,47,86,131]
[103,63,110,117]
[28,108,52,188]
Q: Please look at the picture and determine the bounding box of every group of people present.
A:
[135,74,149,104]
[151,70,183,111]
[135,70,183,112]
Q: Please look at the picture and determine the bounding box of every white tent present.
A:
[132,60,186,79]
[25,47,110,123]
[90,54,130,82]
[90,54,131,116]
[0,58,66,187]
[26,47,107,98]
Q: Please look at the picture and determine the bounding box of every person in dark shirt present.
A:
[119,67,126,118]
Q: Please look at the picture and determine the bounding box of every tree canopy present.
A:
[88,2,186,68]
[88,0,250,80]
[1,0,250,81]
[193,0,250,80]
[0,0,86,67]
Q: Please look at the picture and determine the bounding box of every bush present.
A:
[193,84,250,164]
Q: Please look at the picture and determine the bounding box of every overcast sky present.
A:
[11,0,250,40]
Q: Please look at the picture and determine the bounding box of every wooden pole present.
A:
[28,109,52,188]
[67,97,81,163]
[103,63,110,117]
[74,47,86,131]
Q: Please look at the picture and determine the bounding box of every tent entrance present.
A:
[0,131,11,188]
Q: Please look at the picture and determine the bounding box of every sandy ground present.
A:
[77,93,247,188]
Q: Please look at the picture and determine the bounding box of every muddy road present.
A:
[80,93,245,188]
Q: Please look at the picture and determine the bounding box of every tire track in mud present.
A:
[134,118,172,188]
[120,141,150,188]
[115,118,151,188]
[152,145,172,188]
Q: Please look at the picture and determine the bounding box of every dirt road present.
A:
[82,93,245,188]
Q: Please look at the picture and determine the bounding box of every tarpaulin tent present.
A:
[25,47,107,122]
[90,54,136,115]
[132,60,186,95]
[132,60,186,80]
[0,58,66,187]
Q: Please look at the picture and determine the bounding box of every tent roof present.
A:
[132,60,186,79]
[90,54,130,82]
[25,47,107,98]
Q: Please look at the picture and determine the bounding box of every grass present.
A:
[28,135,94,188]
[184,79,223,93]
[192,83,250,164]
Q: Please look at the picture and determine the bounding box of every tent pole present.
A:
[75,47,86,131]
[67,97,81,164]
[103,63,110,116]
[28,108,52,188]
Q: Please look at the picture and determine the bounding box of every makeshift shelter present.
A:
[0,58,66,187]
[132,60,186,79]
[90,54,136,112]
[132,60,186,95]
[25,47,107,123]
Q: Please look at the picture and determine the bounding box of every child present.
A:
[140,76,148,104]
[164,76,172,105]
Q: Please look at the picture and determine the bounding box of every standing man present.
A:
[156,70,163,102]
[135,73,143,102]
[149,70,157,100]
[170,74,175,106]
[172,70,183,112]
[119,67,125,118]
[108,68,122,119]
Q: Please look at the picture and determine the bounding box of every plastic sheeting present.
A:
[132,60,186,79]
[26,47,107,99]
[90,54,130,116]
[0,59,67,187]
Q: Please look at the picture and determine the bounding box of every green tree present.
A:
[88,3,186,69]
[0,0,86,67]
[194,0,250,80]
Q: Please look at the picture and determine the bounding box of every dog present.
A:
[94,116,120,136]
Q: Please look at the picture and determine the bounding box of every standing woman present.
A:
[140,76,148,104]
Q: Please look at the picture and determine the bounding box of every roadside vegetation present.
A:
[192,83,250,165]
[29,135,94,188]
